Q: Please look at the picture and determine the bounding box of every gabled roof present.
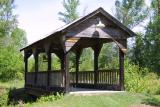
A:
[20,7,136,51]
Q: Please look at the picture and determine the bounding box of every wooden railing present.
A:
[26,70,64,87]
[70,69,119,85]
[26,69,119,89]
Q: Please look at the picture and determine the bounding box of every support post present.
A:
[119,49,124,91]
[75,49,82,86]
[45,44,51,89]
[47,52,51,87]
[93,44,102,86]
[24,52,28,88]
[33,49,39,86]
[64,53,69,93]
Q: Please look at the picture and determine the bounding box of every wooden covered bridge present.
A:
[20,7,135,95]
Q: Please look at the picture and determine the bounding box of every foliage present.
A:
[143,95,160,106]
[79,48,93,71]
[143,15,160,72]
[114,0,149,29]
[99,43,119,70]
[0,0,27,81]
[37,92,64,103]
[0,46,24,81]
[58,0,79,24]
[0,91,8,107]
[11,28,27,49]
[0,0,17,38]
[125,59,160,95]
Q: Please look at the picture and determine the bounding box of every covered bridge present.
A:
[20,7,135,95]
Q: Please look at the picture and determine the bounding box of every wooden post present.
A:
[24,52,28,88]
[93,44,102,86]
[61,56,64,70]
[94,49,98,85]
[75,49,82,86]
[64,53,69,93]
[47,52,51,87]
[45,44,51,89]
[119,49,124,91]
[33,49,39,86]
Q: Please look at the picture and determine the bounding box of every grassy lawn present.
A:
[25,92,146,107]
[0,81,160,107]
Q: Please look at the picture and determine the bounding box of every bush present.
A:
[125,59,160,95]
[143,95,160,106]
[0,46,24,81]
[0,92,8,107]
[37,92,64,103]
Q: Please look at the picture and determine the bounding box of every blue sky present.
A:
[14,0,149,44]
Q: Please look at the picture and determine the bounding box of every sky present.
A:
[14,0,150,45]
[14,0,115,44]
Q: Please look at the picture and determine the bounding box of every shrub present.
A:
[0,92,8,107]
[143,95,160,106]
[37,92,64,103]
[0,47,24,81]
[125,59,160,95]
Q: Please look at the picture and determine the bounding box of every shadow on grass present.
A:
[7,88,37,105]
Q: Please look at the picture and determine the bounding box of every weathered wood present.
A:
[24,51,29,88]
[92,44,102,85]
[49,71,64,87]
[47,52,51,87]
[33,48,39,85]
[20,7,136,94]
[75,49,82,85]
[64,54,69,93]
[70,69,119,85]
[119,49,124,90]
[26,72,35,86]
[44,43,51,88]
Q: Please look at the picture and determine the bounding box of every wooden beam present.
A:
[44,43,51,89]
[75,48,82,86]
[92,44,102,85]
[119,48,124,91]
[64,53,69,93]
[47,52,51,88]
[33,48,39,86]
[24,51,29,88]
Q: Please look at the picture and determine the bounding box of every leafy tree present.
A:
[0,0,27,81]
[114,0,149,29]
[58,0,79,24]
[130,33,145,66]
[0,46,24,81]
[131,0,160,72]
[143,16,160,72]
[99,43,119,70]
[11,28,27,49]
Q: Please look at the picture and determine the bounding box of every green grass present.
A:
[1,81,160,107]
[0,80,24,89]
[25,92,146,107]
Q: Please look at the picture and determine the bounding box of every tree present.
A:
[0,0,27,81]
[131,0,160,72]
[143,16,160,72]
[114,0,149,29]
[58,0,79,24]
[11,28,27,49]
